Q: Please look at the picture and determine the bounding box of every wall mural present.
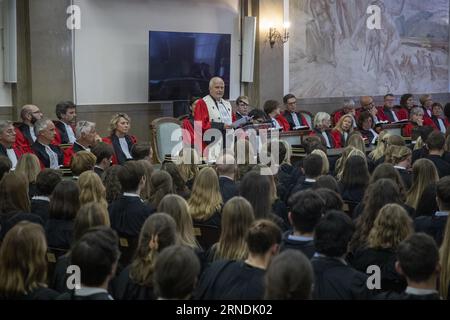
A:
[289,0,449,98]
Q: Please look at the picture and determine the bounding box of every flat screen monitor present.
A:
[148,31,231,101]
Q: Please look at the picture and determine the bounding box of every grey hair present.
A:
[313,112,331,128]
[209,77,224,89]
[34,118,52,136]
[0,120,13,134]
[343,99,355,109]
[410,106,424,117]
[75,121,96,139]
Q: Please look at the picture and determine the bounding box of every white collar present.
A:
[405,287,439,296]
[304,178,316,183]
[394,165,406,170]
[123,192,141,198]
[75,287,112,299]
[32,196,50,202]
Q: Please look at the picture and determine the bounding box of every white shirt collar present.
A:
[32,196,50,202]
[405,287,439,296]
[74,287,113,299]
[63,122,77,143]
[304,178,316,183]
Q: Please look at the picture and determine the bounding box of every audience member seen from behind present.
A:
[154,245,201,300]
[31,169,62,223]
[91,142,114,178]
[15,153,41,198]
[78,170,108,209]
[103,165,122,204]
[264,250,313,300]
[56,226,120,300]
[0,222,58,300]
[194,219,281,300]
[112,213,177,300]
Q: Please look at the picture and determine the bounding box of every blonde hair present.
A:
[177,148,200,184]
[313,112,331,128]
[70,151,96,176]
[188,167,223,221]
[137,160,154,201]
[129,213,177,286]
[15,153,41,184]
[369,131,391,161]
[213,197,255,261]
[385,145,411,165]
[346,132,366,153]
[335,147,366,180]
[406,159,439,209]
[74,202,110,241]
[158,194,199,249]
[109,113,131,136]
[333,114,354,134]
[440,213,450,299]
[0,222,48,298]
[78,171,108,209]
[367,204,413,249]
[311,149,329,175]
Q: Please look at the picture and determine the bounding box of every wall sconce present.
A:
[268,21,290,48]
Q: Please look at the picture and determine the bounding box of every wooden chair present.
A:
[193,224,220,251]
[150,117,183,163]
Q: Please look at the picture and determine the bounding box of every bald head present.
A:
[216,153,236,178]
[20,104,43,124]
[360,96,374,109]
[209,77,225,101]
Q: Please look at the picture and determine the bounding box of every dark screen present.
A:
[149,31,231,101]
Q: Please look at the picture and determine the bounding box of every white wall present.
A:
[0,2,13,107]
[74,0,240,105]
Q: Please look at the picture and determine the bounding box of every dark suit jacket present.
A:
[103,135,137,165]
[395,167,412,190]
[425,155,450,178]
[31,141,64,168]
[31,199,50,223]
[219,176,238,204]
[280,231,315,259]
[414,213,448,246]
[94,166,104,177]
[45,219,74,250]
[108,195,154,237]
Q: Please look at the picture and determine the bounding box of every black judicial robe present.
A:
[350,247,406,293]
[108,195,154,237]
[45,219,74,250]
[280,232,315,259]
[414,214,448,247]
[31,141,64,168]
[31,199,50,222]
[311,256,372,300]
[194,260,265,300]
[111,265,156,300]
[218,176,238,204]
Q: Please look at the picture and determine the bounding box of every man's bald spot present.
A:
[360,96,373,107]
[209,77,224,89]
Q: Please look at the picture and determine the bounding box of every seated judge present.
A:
[63,121,98,167]
[235,95,250,120]
[0,120,25,170]
[402,107,424,137]
[399,93,416,114]
[264,100,290,131]
[357,96,379,123]
[331,114,353,148]
[103,113,137,165]
[282,93,309,130]
[53,101,77,145]
[31,118,64,169]
[333,99,357,127]
[193,77,236,134]
[357,111,378,145]
[14,104,43,153]
[419,94,434,125]
[311,112,335,149]
[430,102,449,134]
[377,94,408,123]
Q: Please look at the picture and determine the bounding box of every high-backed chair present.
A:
[150,117,183,163]
[299,110,314,128]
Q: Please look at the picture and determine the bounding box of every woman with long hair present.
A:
[136,159,154,202]
[78,170,108,209]
[158,194,199,250]
[385,145,412,189]
[148,170,173,209]
[45,180,80,250]
[188,167,223,227]
[351,204,413,293]
[161,161,190,199]
[331,114,354,148]
[102,165,122,204]
[440,211,450,299]
[177,147,200,190]
[348,179,404,255]
[208,197,255,263]
[15,153,41,198]
[368,131,391,163]
[406,159,439,209]
[51,202,111,293]
[311,149,329,176]
[102,113,137,165]
[112,213,177,300]
[0,172,42,240]
[339,155,370,203]
[0,222,58,299]
[369,163,407,202]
